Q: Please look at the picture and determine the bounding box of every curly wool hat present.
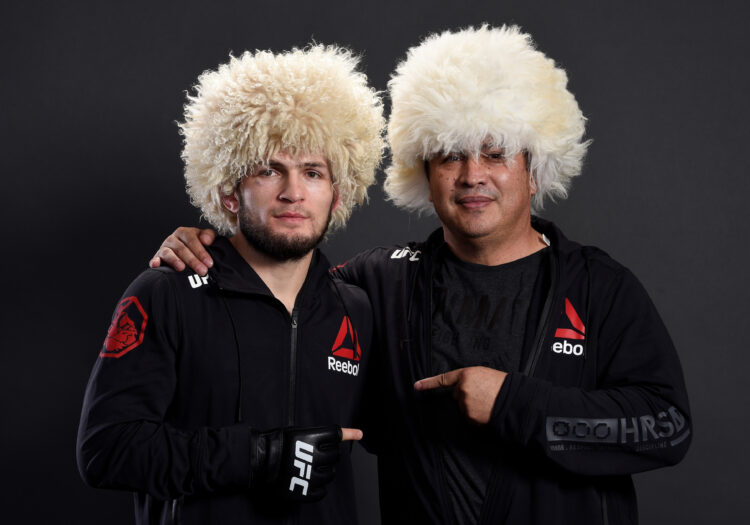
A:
[180,45,385,235]
[384,25,590,214]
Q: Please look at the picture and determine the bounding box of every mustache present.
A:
[273,207,309,217]
[453,188,498,201]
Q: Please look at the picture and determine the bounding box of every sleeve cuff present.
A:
[488,373,550,445]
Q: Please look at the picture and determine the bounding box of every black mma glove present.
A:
[250,425,342,502]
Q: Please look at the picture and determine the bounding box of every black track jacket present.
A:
[333,217,691,525]
[77,237,372,524]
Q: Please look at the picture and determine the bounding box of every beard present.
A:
[237,198,333,261]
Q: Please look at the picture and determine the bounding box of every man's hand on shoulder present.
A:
[415,366,507,425]
[149,227,217,275]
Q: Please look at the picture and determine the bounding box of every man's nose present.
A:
[457,157,486,186]
[279,173,305,202]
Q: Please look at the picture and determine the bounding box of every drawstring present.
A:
[170,496,183,524]
[582,248,593,366]
[406,254,423,323]
[220,294,244,423]
[407,240,437,323]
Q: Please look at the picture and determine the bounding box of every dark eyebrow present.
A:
[266,161,328,170]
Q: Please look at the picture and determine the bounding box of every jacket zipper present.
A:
[522,249,559,377]
[288,308,299,426]
[423,249,457,523]
[478,245,559,524]
[286,308,299,525]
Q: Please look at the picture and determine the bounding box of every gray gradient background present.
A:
[1,0,747,523]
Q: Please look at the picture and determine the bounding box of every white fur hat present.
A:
[180,45,385,235]
[384,25,590,214]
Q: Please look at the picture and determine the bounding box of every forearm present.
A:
[490,373,691,476]
[77,418,254,499]
[78,414,343,502]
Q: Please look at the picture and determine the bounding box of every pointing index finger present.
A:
[414,369,463,391]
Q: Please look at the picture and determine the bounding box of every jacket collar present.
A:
[207,236,331,305]
[421,215,578,259]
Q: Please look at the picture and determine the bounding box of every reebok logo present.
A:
[391,247,421,261]
[551,298,586,357]
[328,316,361,376]
[555,298,585,340]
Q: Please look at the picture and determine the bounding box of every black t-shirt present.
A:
[431,245,548,524]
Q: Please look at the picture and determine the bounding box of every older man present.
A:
[153,26,691,524]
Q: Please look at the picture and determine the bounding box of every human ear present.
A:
[220,189,240,214]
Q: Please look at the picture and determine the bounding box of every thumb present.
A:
[341,427,363,441]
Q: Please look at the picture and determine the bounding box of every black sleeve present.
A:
[355,330,385,455]
[329,250,372,288]
[489,269,692,476]
[76,270,255,500]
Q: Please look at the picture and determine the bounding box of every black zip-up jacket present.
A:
[77,237,372,524]
[332,218,691,525]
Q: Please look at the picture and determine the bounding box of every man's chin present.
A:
[240,227,324,261]
[237,203,333,262]
[446,222,494,240]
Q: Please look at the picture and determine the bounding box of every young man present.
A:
[77,45,385,524]
[153,26,691,524]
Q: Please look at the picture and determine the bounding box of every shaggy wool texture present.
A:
[180,45,385,235]
[384,25,590,215]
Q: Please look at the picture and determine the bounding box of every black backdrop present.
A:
[2,1,748,523]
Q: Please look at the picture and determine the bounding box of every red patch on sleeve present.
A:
[101,296,148,358]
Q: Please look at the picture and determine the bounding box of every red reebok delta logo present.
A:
[555,298,586,340]
[328,316,361,376]
[552,298,585,357]
[331,316,361,361]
